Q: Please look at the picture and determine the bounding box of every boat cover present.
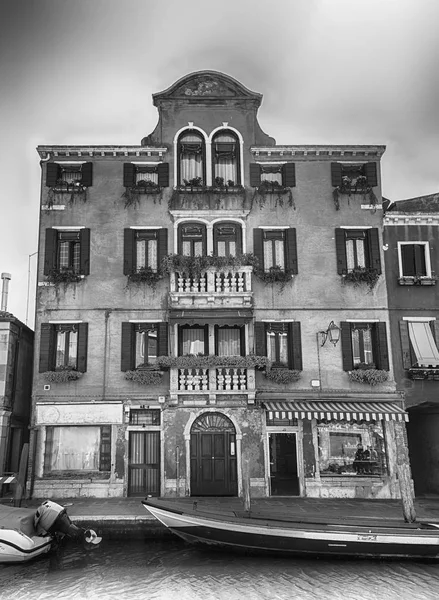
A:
[0,505,37,537]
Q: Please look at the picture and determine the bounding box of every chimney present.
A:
[1,273,11,312]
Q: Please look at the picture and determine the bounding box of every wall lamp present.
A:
[319,321,340,347]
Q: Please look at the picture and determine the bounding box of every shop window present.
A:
[123,229,167,275]
[212,131,240,186]
[44,228,91,276]
[335,229,381,275]
[340,322,389,371]
[178,223,207,257]
[39,323,88,373]
[44,425,111,474]
[178,131,205,186]
[178,325,208,356]
[46,162,93,188]
[215,325,244,356]
[254,322,302,370]
[213,223,242,257]
[317,422,387,477]
[121,322,168,371]
[253,228,298,274]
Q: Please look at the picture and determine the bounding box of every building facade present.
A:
[384,193,439,495]
[31,71,409,500]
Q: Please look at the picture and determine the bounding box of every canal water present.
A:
[1,538,439,600]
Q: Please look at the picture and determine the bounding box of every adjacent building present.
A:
[31,71,409,501]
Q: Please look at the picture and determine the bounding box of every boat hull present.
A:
[0,530,53,563]
[143,501,439,559]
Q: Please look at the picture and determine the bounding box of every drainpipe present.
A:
[1,273,11,312]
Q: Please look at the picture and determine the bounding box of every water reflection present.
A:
[0,539,438,600]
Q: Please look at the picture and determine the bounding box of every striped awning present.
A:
[264,401,408,422]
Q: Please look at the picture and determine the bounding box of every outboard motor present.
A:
[34,500,101,545]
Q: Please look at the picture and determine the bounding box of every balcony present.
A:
[169,266,253,308]
[169,367,256,403]
[169,186,251,212]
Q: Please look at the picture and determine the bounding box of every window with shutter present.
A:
[341,322,389,371]
[211,131,240,186]
[43,426,110,474]
[40,322,87,372]
[46,163,93,188]
[398,242,431,279]
[45,228,90,278]
[335,228,381,278]
[178,131,205,186]
[331,162,378,194]
[178,223,207,256]
[213,223,242,257]
[124,163,168,190]
[264,322,301,369]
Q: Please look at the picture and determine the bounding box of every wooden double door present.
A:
[190,413,238,496]
[128,431,160,497]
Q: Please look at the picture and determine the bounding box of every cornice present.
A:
[384,213,439,226]
[37,146,168,159]
[250,145,386,159]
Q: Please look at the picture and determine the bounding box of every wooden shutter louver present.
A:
[365,162,378,187]
[431,321,439,348]
[79,228,91,275]
[99,426,111,472]
[375,322,389,371]
[39,323,55,372]
[157,229,168,266]
[77,323,88,372]
[289,322,302,370]
[123,163,136,188]
[253,229,264,271]
[340,322,354,371]
[249,164,261,187]
[285,228,298,274]
[80,162,93,187]
[254,322,267,356]
[46,163,60,187]
[335,229,347,275]
[367,229,382,274]
[121,322,134,371]
[123,229,135,275]
[282,163,296,187]
[157,163,169,187]
[157,322,168,357]
[331,163,342,187]
[44,228,57,275]
[399,320,412,369]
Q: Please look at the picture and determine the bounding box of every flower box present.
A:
[398,277,437,286]
[408,368,439,380]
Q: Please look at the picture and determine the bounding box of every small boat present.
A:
[142,498,439,559]
[0,500,101,563]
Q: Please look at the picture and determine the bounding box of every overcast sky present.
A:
[1,0,438,328]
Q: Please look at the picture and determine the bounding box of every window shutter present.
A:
[44,228,57,275]
[79,228,91,275]
[77,323,88,372]
[335,229,347,275]
[285,228,298,274]
[123,229,135,275]
[401,245,416,276]
[240,326,246,357]
[375,322,389,371]
[282,163,296,187]
[331,163,342,187]
[46,163,60,187]
[157,163,169,187]
[99,426,111,471]
[249,164,261,187]
[340,322,354,371]
[157,228,168,265]
[288,322,302,370]
[253,229,264,271]
[365,162,378,187]
[254,322,267,355]
[39,323,55,372]
[43,427,54,474]
[431,320,439,348]
[367,229,382,274]
[157,322,168,357]
[121,322,134,371]
[399,320,412,369]
[123,163,135,188]
[81,162,93,187]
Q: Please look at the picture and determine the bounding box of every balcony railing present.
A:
[170,367,256,396]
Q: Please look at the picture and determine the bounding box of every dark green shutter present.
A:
[157,163,169,187]
[44,229,57,275]
[99,426,111,471]
[331,163,342,187]
[157,228,168,265]
[367,229,382,274]
[123,163,135,187]
[365,162,378,187]
[81,162,93,187]
[123,229,135,275]
[282,163,296,187]
[77,323,88,372]
[157,322,168,357]
[285,228,298,274]
[289,322,302,370]
[335,229,347,275]
[399,320,412,369]
[431,321,439,347]
[253,229,264,271]
[340,322,354,371]
[375,322,389,371]
[254,322,267,355]
[46,163,60,187]
[249,164,261,187]
[79,228,91,275]
[121,322,134,371]
[44,427,54,473]
[39,323,55,372]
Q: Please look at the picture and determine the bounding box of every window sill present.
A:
[128,186,162,194]
[398,277,437,286]
[42,204,65,210]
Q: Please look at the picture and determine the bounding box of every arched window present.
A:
[178,131,205,186]
[178,222,207,256]
[213,222,242,257]
[191,412,235,433]
[211,131,240,186]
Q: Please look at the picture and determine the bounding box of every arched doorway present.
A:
[190,412,238,496]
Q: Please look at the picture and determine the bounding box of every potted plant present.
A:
[264,368,301,384]
[126,266,164,289]
[43,366,83,383]
[124,368,164,385]
[253,180,295,209]
[122,179,162,208]
[348,368,389,386]
[46,267,83,286]
[342,266,380,291]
